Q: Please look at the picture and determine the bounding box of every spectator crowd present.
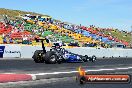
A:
[0,14,131,48]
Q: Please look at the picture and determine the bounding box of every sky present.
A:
[0,0,132,31]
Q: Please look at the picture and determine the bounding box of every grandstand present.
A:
[0,8,131,48]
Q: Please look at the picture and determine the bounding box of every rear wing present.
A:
[35,38,49,43]
[35,38,49,53]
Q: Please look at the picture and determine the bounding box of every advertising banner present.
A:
[3,45,21,58]
[0,46,5,58]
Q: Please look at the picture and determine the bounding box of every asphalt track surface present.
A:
[0,57,132,88]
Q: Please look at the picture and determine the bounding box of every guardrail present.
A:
[0,44,132,58]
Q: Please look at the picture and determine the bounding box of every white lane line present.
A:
[82,64,132,68]
[86,67,132,72]
[116,68,130,70]
[85,69,115,72]
[30,71,78,76]
[128,67,132,69]
[29,66,132,76]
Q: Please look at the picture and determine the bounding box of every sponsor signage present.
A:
[82,74,130,83]
[3,45,21,58]
[5,50,20,53]
[77,67,131,84]
[0,46,5,58]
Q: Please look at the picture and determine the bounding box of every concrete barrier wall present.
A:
[0,44,132,58]
[67,47,132,58]
[21,46,51,58]
[2,44,21,58]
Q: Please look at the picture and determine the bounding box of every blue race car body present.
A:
[63,53,84,62]
[50,42,96,63]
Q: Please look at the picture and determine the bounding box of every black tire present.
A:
[92,55,96,62]
[84,55,89,62]
[44,51,57,64]
[82,56,87,62]
[61,48,66,54]
[85,55,88,58]
[32,50,45,63]
[57,55,64,64]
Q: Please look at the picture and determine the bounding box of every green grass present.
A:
[0,8,50,19]
[103,30,131,43]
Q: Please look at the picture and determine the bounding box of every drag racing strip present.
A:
[29,66,132,80]
[0,66,132,83]
[0,57,132,83]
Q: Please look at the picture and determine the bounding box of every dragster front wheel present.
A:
[44,51,58,64]
[91,55,96,62]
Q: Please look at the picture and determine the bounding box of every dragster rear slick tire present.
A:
[32,50,45,63]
